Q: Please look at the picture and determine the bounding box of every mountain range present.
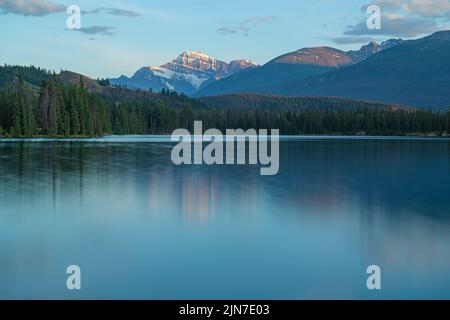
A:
[110,31,450,109]
[194,38,404,98]
[274,31,450,109]
[196,32,450,109]
[111,38,403,97]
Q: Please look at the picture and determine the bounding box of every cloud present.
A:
[404,0,450,17]
[0,1,142,18]
[344,13,439,37]
[342,1,449,39]
[218,16,276,36]
[330,36,377,45]
[217,27,239,35]
[365,0,450,17]
[84,7,141,18]
[0,0,65,16]
[75,26,116,36]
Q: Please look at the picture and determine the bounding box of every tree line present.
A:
[0,74,449,137]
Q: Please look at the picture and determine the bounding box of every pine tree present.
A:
[76,77,94,136]
[19,80,37,136]
[11,93,22,136]
[38,80,50,133]
[69,92,81,135]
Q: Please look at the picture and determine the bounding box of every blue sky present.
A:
[0,0,448,78]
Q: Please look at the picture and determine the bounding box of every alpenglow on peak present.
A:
[110,51,259,95]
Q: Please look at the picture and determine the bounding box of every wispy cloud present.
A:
[84,7,141,18]
[344,13,439,37]
[75,26,116,36]
[406,0,450,17]
[367,0,450,18]
[218,16,277,36]
[0,0,65,16]
[338,0,448,43]
[0,0,142,18]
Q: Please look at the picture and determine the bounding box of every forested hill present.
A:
[0,65,449,137]
[0,65,52,88]
[200,94,409,111]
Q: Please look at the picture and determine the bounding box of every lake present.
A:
[0,136,449,299]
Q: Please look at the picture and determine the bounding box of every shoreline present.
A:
[1,134,450,142]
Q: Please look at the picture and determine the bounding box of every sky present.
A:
[0,0,449,78]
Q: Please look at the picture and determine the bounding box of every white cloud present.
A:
[404,0,450,17]
[368,0,450,17]
[343,0,448,40]
[0,0,145,18]
[0,0,65,16]
[344,13,439,37]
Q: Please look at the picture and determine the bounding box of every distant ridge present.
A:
[197,31,450,109]
[275,30,450,109]
[195,37,403,98]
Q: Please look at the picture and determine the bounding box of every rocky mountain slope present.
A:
[275,31,450,109]
[110,51,258,95]
[195,39,403,97]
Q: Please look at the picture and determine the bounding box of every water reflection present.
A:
[0,138,449,299]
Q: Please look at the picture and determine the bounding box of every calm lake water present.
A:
[0,136,449,299]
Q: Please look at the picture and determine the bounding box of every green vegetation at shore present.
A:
[1,65,449,138]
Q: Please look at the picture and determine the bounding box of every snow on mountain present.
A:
[110,51,259,95]
[347,39,404,62]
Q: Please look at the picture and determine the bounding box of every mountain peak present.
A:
[268,46,353,67]
[365,41,380,48]
[230,58,257,65]
[179,50,212,60]
[163,51,220,75]
[347,38,403,62]
[110,51,258,95]
[189,51,211,58]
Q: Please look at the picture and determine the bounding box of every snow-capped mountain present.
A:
[110,51,259,95]
[347,39,404,62]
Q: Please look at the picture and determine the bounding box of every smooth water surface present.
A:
[0,136,449,299]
